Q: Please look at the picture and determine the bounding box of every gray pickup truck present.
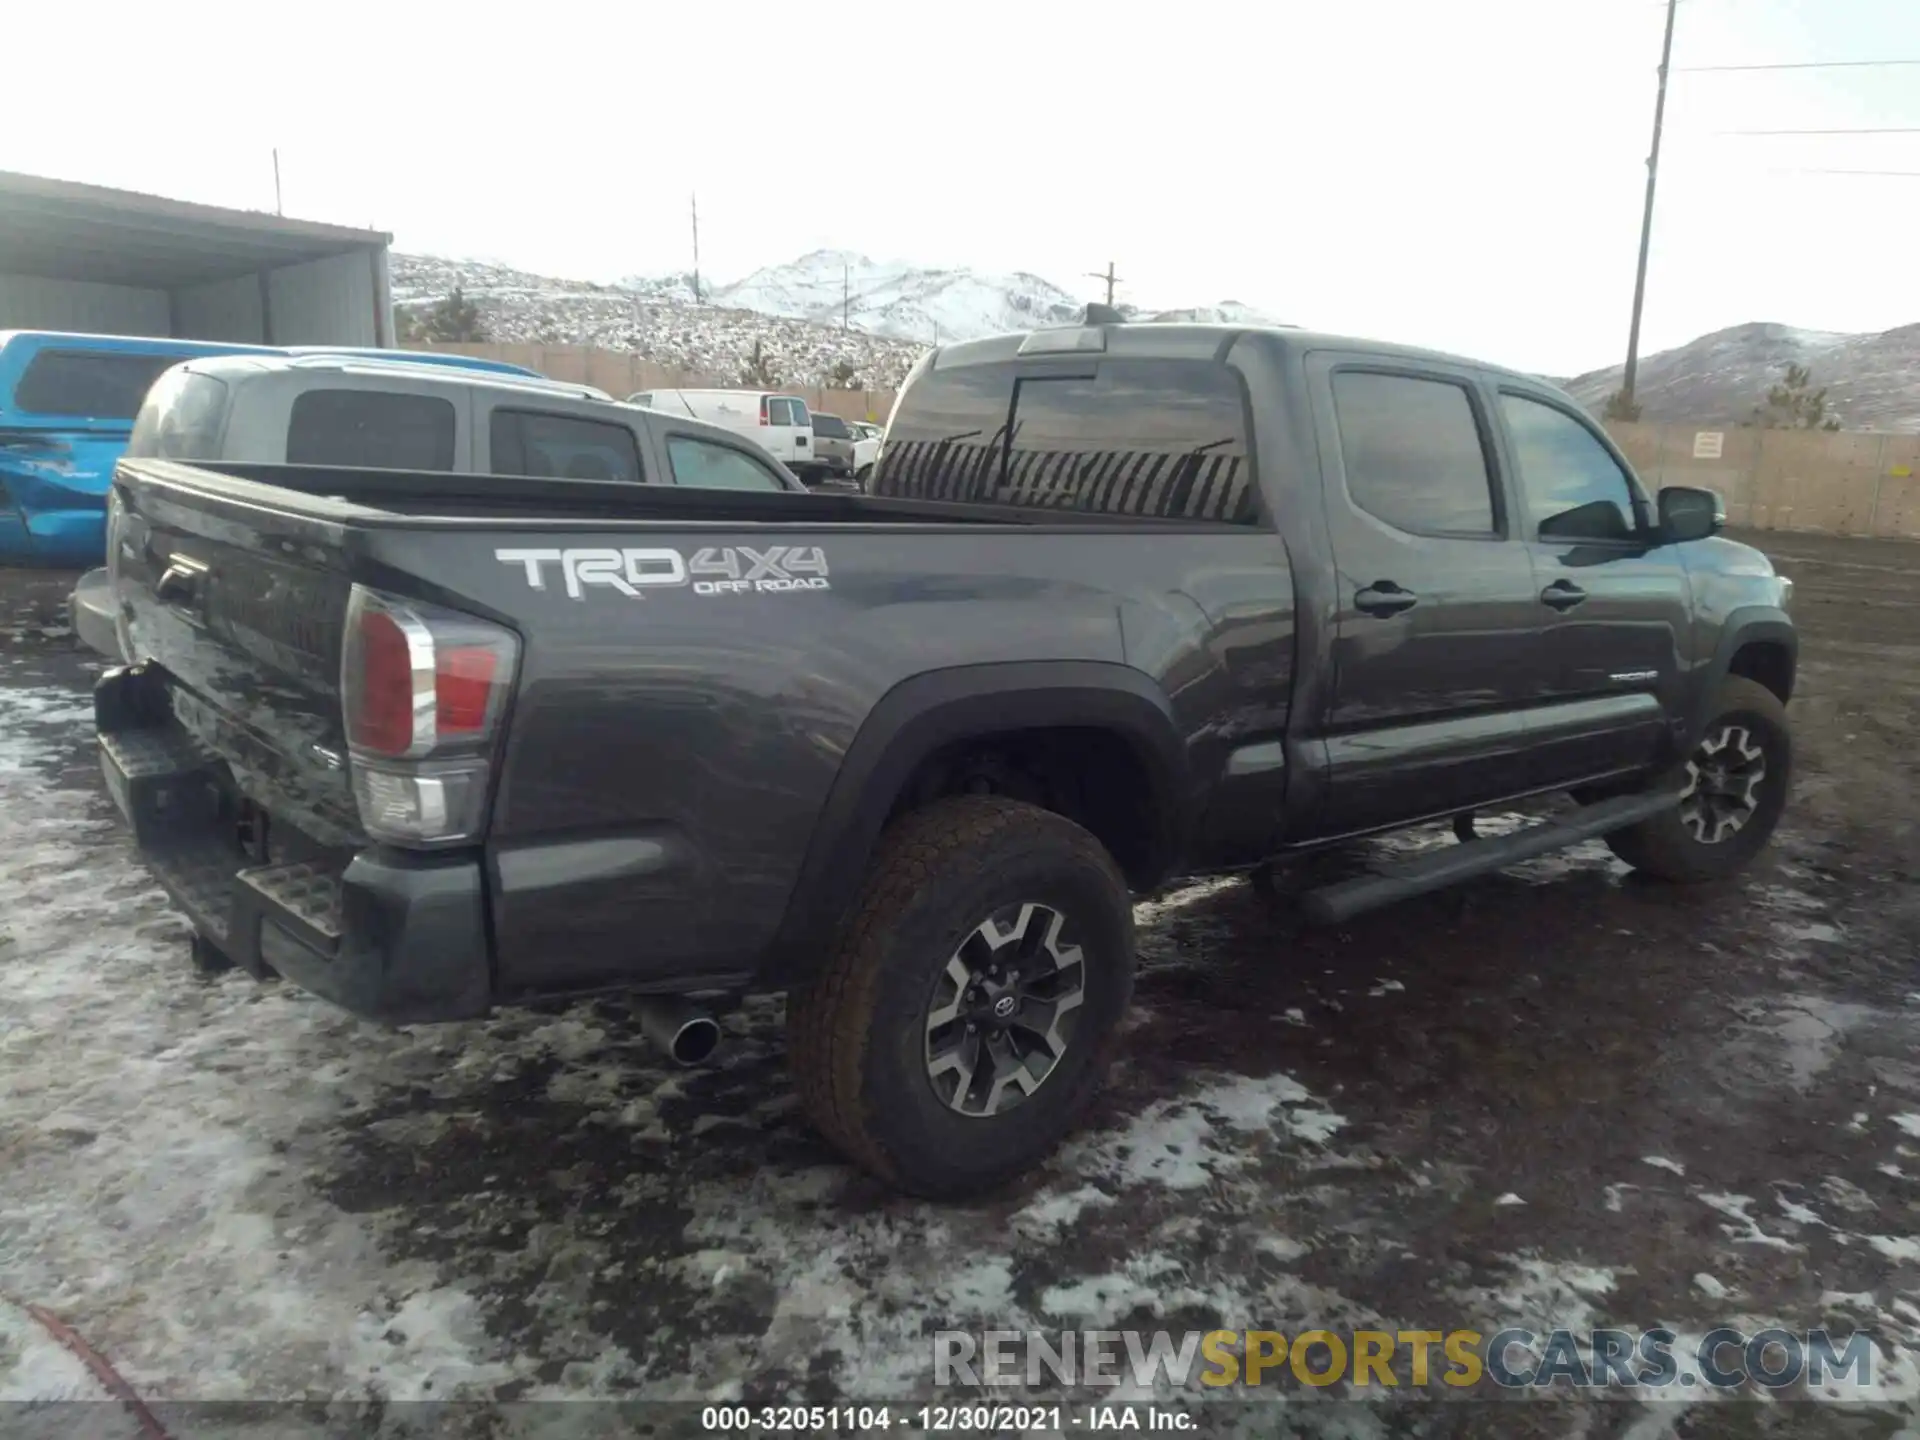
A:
[92,318,1796,1197]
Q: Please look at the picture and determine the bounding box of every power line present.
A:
[1678,58,1920,72]
[1770,167,1920,177]
[1717,126,1920,136]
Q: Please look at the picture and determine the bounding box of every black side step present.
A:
[1299,790,1679,926]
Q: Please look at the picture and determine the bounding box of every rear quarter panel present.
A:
[362,520,1294,995]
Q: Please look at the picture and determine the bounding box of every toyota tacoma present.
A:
[92,318,1796,1197]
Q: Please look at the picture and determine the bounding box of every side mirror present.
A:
[1658,485,1723,544]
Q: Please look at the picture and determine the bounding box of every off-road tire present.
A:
[787,795,1135,1198]
[1605,676,1791,882]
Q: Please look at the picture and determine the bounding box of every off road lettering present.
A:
[497,545,830,599]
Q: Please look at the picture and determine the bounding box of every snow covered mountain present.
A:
[390,254,928,388]
[703,250,1084,345]
[392,250,1293,389]
[698,249,1290,344]
[1565,322,1920,433]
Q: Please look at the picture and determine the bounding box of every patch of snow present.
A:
[1494,1193,1526,1207]
[1367,979,1405,997]
[1064,1072,1348,1192]
[1821,1290,1878,1309]
[0,1299,116,1402]
[1693,1273,1729,1300]
[1776,1193,1826,1227]
[1470,1257,1618,1335]
[1641,1155,1686,1176]
[1698,1193,1804,1251]
[1892,1114,1920,1138]
[1013,1185,1117,1238]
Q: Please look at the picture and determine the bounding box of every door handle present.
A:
[1354,581,1418,617]
[1540,579,1587,611]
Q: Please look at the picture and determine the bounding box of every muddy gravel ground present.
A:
[4,532,1920,1439]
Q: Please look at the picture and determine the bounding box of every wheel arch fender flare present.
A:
[761,660,1193,986]
[1692,606,1795,747]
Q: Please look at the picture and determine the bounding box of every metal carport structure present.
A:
[0,169,394,346]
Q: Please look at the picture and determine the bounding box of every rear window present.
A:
[873,359,1256,523]
[812,414,851,438]
[492,408,642,482]
[286,389,456,470]
[126,370,230,460]
[13,350,183,419]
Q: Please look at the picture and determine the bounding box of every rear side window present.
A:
[1332,371,1497,536]
[491,409,643,482]
[875,359,1256,523]
[666,435,786,491]
[812,413,851,438]
[13,350,182,419]
[287,389,456,470]
[126,371,230,459]
[766,398,804,426]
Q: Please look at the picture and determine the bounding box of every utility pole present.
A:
[272,149,283,216]
[843,263,850,331]
[1085,261,1120,307]
[1622,0,1679,405]
[690,192,701,303]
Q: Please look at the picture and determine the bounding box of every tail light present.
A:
[758,396,770,427]
[341,584,518,847]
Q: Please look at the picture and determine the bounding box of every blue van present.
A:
[0,332,539,566]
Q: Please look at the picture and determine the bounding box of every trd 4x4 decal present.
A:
[495,545,830,600]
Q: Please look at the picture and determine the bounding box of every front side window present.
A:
[14,350,183,419]
[1332,371,1498,537]
[287,389,455,470]
[1500,393,1641,541]
[491,409,642,482]
[666,435,786,491]
[768,397,807,427]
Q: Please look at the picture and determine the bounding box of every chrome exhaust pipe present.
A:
[637,997,721,1066]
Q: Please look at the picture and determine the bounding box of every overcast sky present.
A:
[5,0,1916,376]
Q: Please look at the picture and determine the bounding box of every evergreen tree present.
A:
[739,339,779,388]
[1752,362,1842,431]
[419,286,489,343]
[1602,388,1643,423]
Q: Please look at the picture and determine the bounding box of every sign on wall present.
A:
[1693,431,1725,460]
